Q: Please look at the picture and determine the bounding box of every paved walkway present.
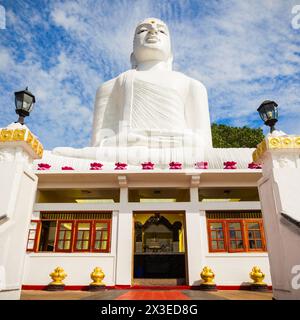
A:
[21,289,273,300]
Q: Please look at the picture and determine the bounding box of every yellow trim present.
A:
[0,127,43,158]
[253,135,300,163]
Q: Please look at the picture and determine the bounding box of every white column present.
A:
[115,185,133,286]
[185,186,206,286]
[0,124,42,299]
[254,135,300,300]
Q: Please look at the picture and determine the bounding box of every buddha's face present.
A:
[133,18,171,64]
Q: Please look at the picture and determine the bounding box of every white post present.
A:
[0,123,42,299]
[254,135,300,300]
[115,183,133,286]
[185,186,206,286]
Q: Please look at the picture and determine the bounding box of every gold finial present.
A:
[249,266,266,285]
[200,266,215,285]
[90,267,105,287]
[49,267,67,286]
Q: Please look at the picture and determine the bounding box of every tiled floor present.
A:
[20,289,273,300]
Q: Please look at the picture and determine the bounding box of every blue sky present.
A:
[0,0,299,149]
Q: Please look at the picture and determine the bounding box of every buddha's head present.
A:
[131,18,173,69]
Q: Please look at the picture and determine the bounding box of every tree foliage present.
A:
[211,123,264,148]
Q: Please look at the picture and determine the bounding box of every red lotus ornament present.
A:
[169,161,182,169]
[224,161,237,169]
[115,162,127,170]
[37,163,51,170]
[248,162,262,169]
[62,166,74,170]
[141,162,154,170]
[195,161,208,169]
[90,162,103,170]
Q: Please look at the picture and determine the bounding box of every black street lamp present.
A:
[14,87,36,125]
[257,100,278,133]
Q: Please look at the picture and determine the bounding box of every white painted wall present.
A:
[22,254,115,286]
[0,163,38,299]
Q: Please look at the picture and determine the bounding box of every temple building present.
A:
[1,18,272,293]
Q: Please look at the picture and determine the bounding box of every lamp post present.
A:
[14,87,36,125]
[257,100,278,133]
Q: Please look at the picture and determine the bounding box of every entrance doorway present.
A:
[133,211,187,285]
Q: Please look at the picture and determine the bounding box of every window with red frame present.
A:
[27,217,111,253]
[207,216,266,253]
[56,221,74,252]
[26,221,40,252]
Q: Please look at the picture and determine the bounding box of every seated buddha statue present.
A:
[53,18,213,166]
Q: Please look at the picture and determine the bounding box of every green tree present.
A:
[211,123,264,148]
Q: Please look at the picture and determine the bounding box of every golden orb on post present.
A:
[249,266,268,291]
[89,267,106,291]
[46,266,67,291]
[199,266,217,291]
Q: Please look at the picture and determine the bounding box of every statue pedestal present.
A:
[0,124,42,300]
[253,135,300,300]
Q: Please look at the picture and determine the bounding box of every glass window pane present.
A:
[61,223,72,231]
[236,231,242,239]
[77,230,83,238]
[254,231,261,238]
[29,230,36,239]
[96,223,107,230]
[237,240,244,248]
[256,240,262,248]
[211,223,222,230]
[217,231,224,239]
[65,231,71,240]
[59,231,64,239]
[82,241,89,250]
[101,242,107,250]
[230,241,237,249]
[249,240,255,249]
[95,231,102,241]
[102,231,108,240]
[64,241,71,250]
[229,222,241,230]
[248,222,259,229]
[27,239,35,249]
[94,241,100,250]
[248,231,254,239]
[76,241,82,250]
[211,232,217,240]
[229,230,236,238]
[29,222,37,230]
[218,241,224,249]
[211,241,218,249]
[58,240,63,249]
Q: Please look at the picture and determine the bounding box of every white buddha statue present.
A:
[53,18,213,166]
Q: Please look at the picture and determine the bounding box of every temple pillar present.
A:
[115,182,133,286]
[185,186,206,286]
[0,124,42,299]
[253,135,300,299]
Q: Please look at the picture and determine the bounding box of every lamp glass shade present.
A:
[14,88,36,116]
[257,100,278,126]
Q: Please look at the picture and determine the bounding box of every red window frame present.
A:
[92,220,111,253]
[207,218,266,253]
[226,220,245,253]
[55,221,74,252]
[26,220,41,252]
[245,220,266,252]
[74,220,92,252]
[207,220,227,253]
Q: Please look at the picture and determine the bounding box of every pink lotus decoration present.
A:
[195,161,208,169]
[248,162,262,169]
[169,161,182,169]
[61,166,74,170]
[90,162,103,170]
[224,161,237,169]
[141,162,154,170]
[37,163,51,170]
[115,162,127,170]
